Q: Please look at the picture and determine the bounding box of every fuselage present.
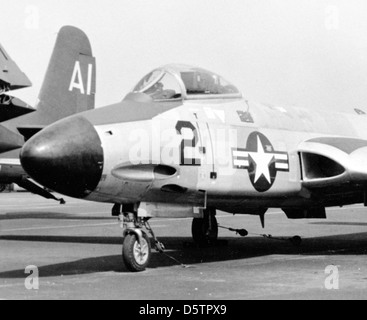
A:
[20,64,367,214]
[80,95,367,211]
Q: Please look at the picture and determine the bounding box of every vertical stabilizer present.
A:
[37,26,96,121]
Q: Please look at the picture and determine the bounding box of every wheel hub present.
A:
[133,238,149,265]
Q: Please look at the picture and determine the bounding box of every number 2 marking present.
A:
[176,121,201,166]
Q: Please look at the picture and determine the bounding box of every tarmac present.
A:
[0,192,366,300]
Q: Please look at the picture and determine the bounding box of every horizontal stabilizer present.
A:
[0,124,23,153]
[17,125,45,141]
[0,43,32,91]
[0,94,35,122]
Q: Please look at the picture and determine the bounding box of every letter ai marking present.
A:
[69,61,93,95]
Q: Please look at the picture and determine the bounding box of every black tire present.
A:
[122,233,151,272]
[192,213,218,244]
[0,184,6,193]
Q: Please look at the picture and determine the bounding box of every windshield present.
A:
[133,71,182,100]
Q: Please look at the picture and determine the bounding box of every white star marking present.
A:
[248,136,274,183]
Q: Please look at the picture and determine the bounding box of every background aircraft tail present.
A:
[36,26,96,121]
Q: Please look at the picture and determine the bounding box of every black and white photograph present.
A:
[0,0,367,303]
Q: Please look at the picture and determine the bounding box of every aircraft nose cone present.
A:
[20,116,104,198]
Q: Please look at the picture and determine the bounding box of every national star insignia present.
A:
[232,132,290,192]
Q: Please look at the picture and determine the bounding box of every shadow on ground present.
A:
[0,212,114,221]
[0,232,367,278]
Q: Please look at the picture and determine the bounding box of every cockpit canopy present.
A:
[132,64,242,101]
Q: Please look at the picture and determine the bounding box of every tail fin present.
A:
[37,26,96,121]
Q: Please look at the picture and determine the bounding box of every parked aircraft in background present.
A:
[0,42,32,93]
[0,26,96,200]
[20,27,367,272]
[0,41,33,181]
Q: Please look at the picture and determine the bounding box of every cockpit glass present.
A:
[181,69,240,96]
[133,71,182,101]
[132,65,241,101]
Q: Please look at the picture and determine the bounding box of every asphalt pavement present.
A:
[0,192,366,300]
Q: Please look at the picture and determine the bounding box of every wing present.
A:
[0,43,32,91]
[0,94,35,122]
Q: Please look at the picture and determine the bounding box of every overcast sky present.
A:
[2,0,367,113]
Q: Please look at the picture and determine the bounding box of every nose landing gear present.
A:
[119,212,153,272]
[117,206,221,272]
[119,211,167,272]
[122,232,151,272]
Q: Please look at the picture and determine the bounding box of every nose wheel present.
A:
[122,232,151,272]
[119,209,166,272]
[120,211,152,272]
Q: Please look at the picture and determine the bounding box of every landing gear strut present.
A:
[191,208,218,245]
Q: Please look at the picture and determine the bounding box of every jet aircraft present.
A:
[0,26,96,200]
[20,28,367,272]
